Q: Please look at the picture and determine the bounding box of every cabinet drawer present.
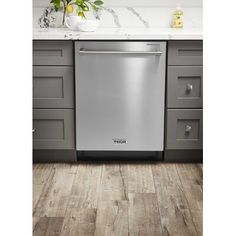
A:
[167,66,203,108]
[33,41,73,66]
[33,66,74,108]
[166,109,203,149]
[168,41,203,66]
[33,109,75,149]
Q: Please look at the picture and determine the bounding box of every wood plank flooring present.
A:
[33,163,203,236]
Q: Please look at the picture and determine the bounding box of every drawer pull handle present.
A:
[186,84,193,92]
[185,125,192,133]
[32,128,36,133]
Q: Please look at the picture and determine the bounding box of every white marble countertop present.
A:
[33,27,203,40]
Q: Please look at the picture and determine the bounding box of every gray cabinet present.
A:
[167,66,203,108]
[166,109,203,149]
[33,66,74,108]
[33,41,73,66]
[168,41,203,66]
[33,109,75,149]
[33,40,75,162]
[165,40,203,162]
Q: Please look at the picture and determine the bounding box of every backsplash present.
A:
[33,0,202,28]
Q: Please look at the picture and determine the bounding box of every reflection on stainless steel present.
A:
[75,41,166,151]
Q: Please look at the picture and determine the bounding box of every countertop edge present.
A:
[33,28,203,40]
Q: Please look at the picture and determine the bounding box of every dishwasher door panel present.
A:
[75,41,166,151]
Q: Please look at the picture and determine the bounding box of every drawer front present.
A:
[33,109,75,149]
[33,66,74,108]
[167,66,203,108]
[33,41,73,66]
[168,41,203,66]
[166,109,203,149]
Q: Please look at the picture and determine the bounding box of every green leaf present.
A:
[92,5,98,10]
[86,1,97,10]
[81,2,89,11]
[50,0,61,11]
[93,0,104,6]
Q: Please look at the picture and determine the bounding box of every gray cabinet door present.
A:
[166,109,203,149]
[33,109,75,149]
[33,41,73,66]
[167,66,203,108]
[168,41,203,66]
[33,66,74,108]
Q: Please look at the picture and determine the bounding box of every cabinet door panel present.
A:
[33,109,75,149]
[166,109,203,149]
[33,66,74,108]
[33,41,73,65]
[168,41,203,65]
[168,66,203,108]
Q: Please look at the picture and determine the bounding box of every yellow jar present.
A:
[172,7,183,28]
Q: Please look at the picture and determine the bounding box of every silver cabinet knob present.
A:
[186,84,193,92]
[32,128,36,133]
[185,125,192,133]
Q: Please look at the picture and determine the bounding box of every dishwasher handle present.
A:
[79,49,163,56]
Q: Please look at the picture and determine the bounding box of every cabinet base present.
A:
[33,149,76,163]
[164,149,203,163]
[77,151,163,161]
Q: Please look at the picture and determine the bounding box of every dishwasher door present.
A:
[75,41,166,151]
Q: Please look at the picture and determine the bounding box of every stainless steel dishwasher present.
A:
[75,41,166,153]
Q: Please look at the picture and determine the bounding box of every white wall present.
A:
[33,0,202,8]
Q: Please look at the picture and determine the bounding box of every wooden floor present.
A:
[33,162,203,236]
